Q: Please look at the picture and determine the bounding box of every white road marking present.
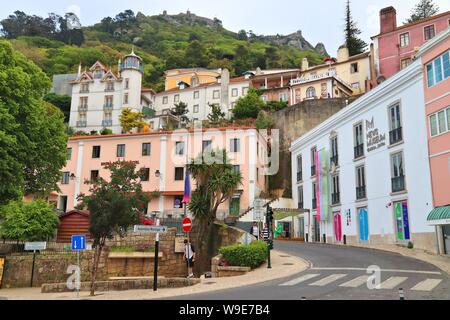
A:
[339,275,370,288]
[279,274,321,286]
[309,274,347,286]
[411,279,443,292]
[377,277,408,290]
[311,267,441,275]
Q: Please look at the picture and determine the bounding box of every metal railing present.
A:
[78,105,88,112]
[356,186,366,200]
[354,144,364,159]
[390,127,403,145]
[331,193,340,205]
[103,103,114,110]
[330,155,339,167]
[76,121,87,127]
[297,171,303,182]
[102,120,113,127]
[392,175,406,193]
[311,165,316,177]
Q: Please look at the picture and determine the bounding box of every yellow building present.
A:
[164,68,222,91]
[290,47,372,104]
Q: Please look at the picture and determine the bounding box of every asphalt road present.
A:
[167,241,450,300]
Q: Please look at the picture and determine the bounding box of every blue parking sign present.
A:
[71,235,86,251]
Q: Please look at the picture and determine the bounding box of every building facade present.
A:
[372,6,450,83]
[291,57,437,252]
[68,51,155,134]
[57,127,268,221]
[164,68,222,91]
[416,27,450,255]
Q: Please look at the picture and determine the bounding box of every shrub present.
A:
[407,241,414,249]
[219,240,268,268]
[100,128,113,135]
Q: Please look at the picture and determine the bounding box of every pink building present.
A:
[416,27,450,255]
[372,6,450,83]
[57,127,268,222]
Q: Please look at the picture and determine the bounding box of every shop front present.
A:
[427,206,450,255]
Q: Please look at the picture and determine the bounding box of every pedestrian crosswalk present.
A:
[279,273,444,292]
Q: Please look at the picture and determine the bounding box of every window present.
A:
[124,94,129,104]
[175,141,185,155]
[140,168,150,181]
[296,155,303,182]
[399,33,410,47]
[174,196,183,209]
[354,123,364,159]
[351,82,360,89]
[213,90,220,99]
[80,83,89,93]
[193,105,199,113]
[356,166,366,200]
[163,96,168,104]
[232,88,238,97]
[92,146,101,158]
[117,144,126,157]
[202,140,212,153]
[194,91,200,99]
[230,138,240,153]
[312,182,317,209]
[174,94,180,103]
[175,167,184,181]
[279,93,288,102]
[429,107,450,136]
[426,50,450,87]
[67,148,72,161]
[142,143,151,156]
[297,186,304,209]
[311,147,317,177]
[104,96,113,108]
[233,165,240,174]
[59,195,68,213]
[389,103,403,145]
[242,87,249,95]
[61,172,70,185]
[106,82,114,91]
[351,63,359,73]
[391,152,405,193]
[125,78,129,89]
[400,58,412,70]
[79,97,88,109]
[330,136,339,166]
[90,170,99,181]
[306,87,316,99]
[93,70,103,79]
[424,25,435,41]
[331,175,340,205]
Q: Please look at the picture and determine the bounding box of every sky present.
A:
[1,0,449,55]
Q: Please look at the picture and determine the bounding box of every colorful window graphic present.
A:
[334,213,342,242]
[0,257,4,287]
[394,202,410,241]
[358,208,369,242]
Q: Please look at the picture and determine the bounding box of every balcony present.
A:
[104,87,115,92]
[392,175,406,193]
[79,88,89,93]
[356,186,366,200]
[312,199,317,210]
[354,144,364,159]
[79,105,88,112]
[76,121,87,127]
[298,202,304,210]
[297,171,303,182]
[102,120,113,127]
[330,155,339,167]
[103,103,114,111]
[311,165,316,177]
[389,127,403,145]
[331,193,340,205]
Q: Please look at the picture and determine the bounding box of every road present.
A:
[168,241,450,300]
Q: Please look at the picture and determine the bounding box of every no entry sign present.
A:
[182,218,192,232]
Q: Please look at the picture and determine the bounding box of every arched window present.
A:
[306,87,316,99]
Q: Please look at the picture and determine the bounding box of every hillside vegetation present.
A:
[2,10,325,91]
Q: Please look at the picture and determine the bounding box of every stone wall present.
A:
[272,98,358,197]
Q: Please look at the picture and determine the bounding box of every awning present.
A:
[427,206,450,226]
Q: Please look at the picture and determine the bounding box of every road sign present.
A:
[25,242,47,251]
[182,218,192,232]
[134,225,168,233]
[253,199,264,220]
[71,235,86,251]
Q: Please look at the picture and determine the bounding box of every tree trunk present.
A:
[89,241,104,296]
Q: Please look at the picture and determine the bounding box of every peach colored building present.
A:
[57,127,268,222]
[416,27,450,255]
[372,6,450,83]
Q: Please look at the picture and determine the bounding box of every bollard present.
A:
[343,235,347,245]
[323,234,326,243]
[399,288,405,300]
[305,233,309,243]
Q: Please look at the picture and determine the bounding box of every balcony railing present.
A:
[78,105,88,112]
[312,199,317,210]
[311,165,316,177]
[354,144,364,159]
[330,155,339,167]
[76,121,87,127]
[79,89,89,93]
[389,127,403,145]
[356,186,366,200]
[392,175,406,193]
[103,103,113,110]
[298,202,304,210]
[104,87,115,92]
[102,120,113,127]
[331,193,340,205]
[297,171,303,182]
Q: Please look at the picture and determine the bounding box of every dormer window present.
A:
[93,69,103,79]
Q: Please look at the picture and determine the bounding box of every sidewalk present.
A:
[349,243,450,275]
[0,250,308,300]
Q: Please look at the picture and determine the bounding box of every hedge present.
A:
[219,240,268,269]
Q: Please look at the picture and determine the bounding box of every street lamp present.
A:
[155,170,161,178]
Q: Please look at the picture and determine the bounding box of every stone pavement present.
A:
[0,250,308,300]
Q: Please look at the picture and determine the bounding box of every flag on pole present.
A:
[182,167,191,203]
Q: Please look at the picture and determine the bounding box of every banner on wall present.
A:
[395,202,410,241]
[0,256,4,288]
[315,150,321,222]
[320,149,329,222]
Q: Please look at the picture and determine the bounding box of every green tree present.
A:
[256,110,275,130]
[171,101,190,126]
[237,30,248,41]
[265,46,281,68]
[232,88,265,120]
[77,161,149,296]
[407,0,440,23]
[0,40,67,204]
[119,108,146,133]
[43,93,71,123]
[184,40,208,67]
[264,100,288,112]
[344,0,367,56]
[0,200,59,241]
[207,103,226,125]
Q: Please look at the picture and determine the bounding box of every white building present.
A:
[290,57,437,253]
[68,50,155,134]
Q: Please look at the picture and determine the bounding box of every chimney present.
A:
[301,58,309,71]
[337,46,350,62]
[380,6,397,34]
